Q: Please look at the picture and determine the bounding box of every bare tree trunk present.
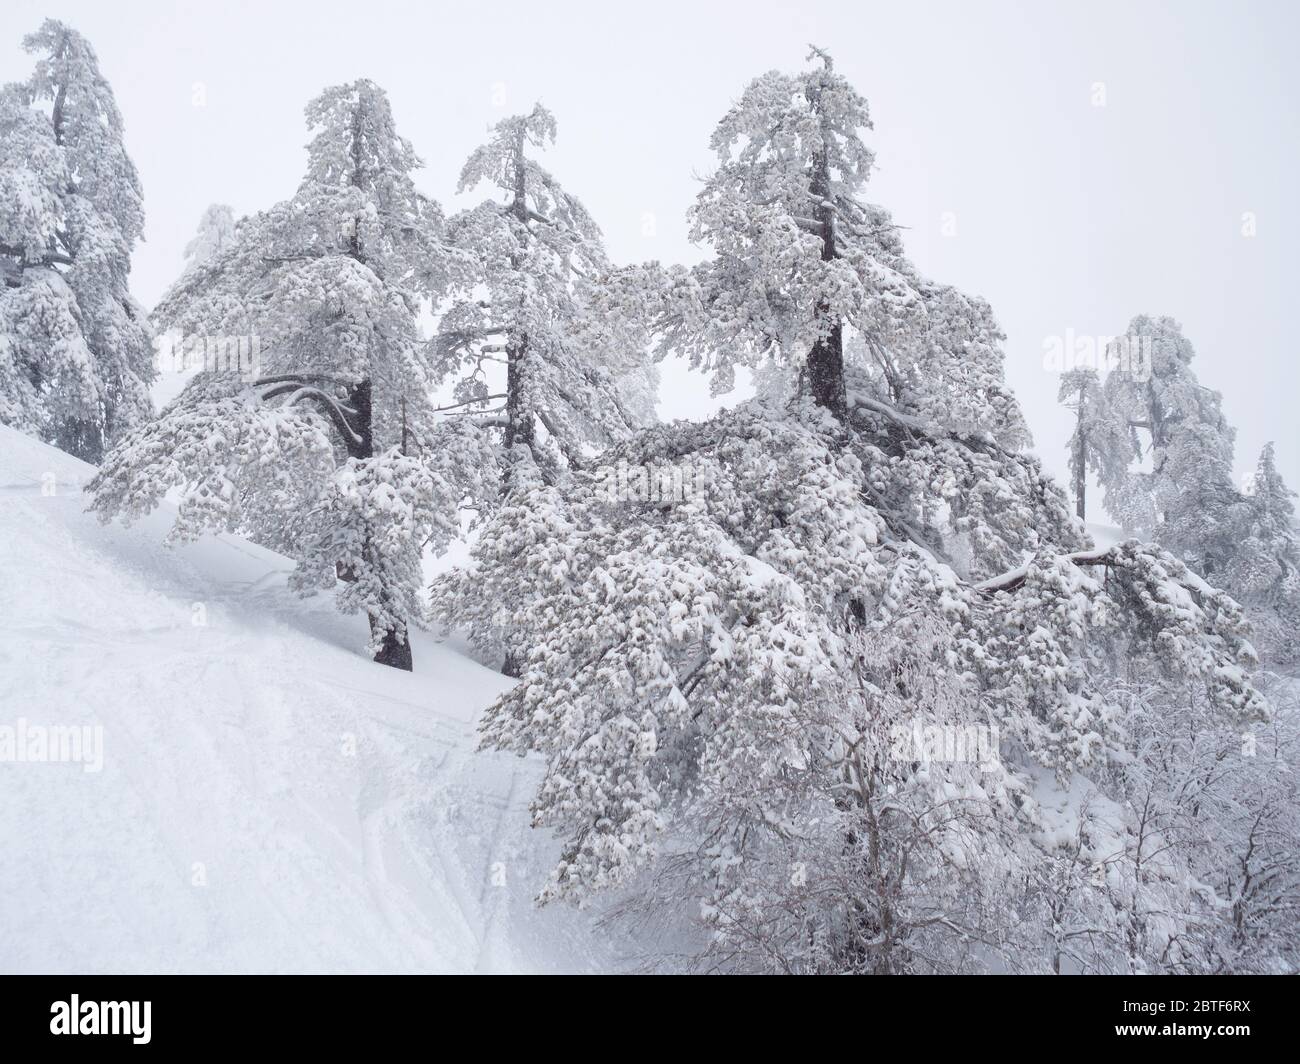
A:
[343,379,412,671]
[344,379,374,459]
[503,333,534,468]
[1073,407,1087,522]
[806,118,847,418]
[372,622,413,671]
[501,327,529,674]
[808,318,846,418]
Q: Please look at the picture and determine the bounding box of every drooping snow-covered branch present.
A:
[254,377,366,451]
[976,547,1115,594]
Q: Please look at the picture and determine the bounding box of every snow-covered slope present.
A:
[0,424,623,973]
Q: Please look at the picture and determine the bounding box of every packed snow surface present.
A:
[0,424,625,973]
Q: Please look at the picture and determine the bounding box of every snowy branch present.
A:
[975,547,1115,594]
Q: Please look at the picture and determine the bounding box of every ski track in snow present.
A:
[0,425,621,973]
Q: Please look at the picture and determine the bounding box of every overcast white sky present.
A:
[4,0,1297,500]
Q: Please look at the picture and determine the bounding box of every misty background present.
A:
[4,0,1296,502]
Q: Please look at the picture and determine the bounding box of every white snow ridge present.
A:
[0,423,623,973]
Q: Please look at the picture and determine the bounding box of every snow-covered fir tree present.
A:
[433,103,656,487]
[89,80,491,670]
[1067,315,1299,663]
[434,52,1277,972]
[1057,366,1103,520]
[1093,316,1240,562]
[602,49,1027,450]
[429,104,657,673]
[1224,442,1300,663]
[182,203,237,273]
[0,20,154,462]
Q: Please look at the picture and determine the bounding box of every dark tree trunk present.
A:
[341,378,411,672]
[501,650,523,679]
[503,333,534,468]
[345,379,374,460]
[808,319,846,418]
[372,622,413,671]
[499,342,530,669]
[807,129,847,418]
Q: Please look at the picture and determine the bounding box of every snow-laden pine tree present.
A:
[1074,315,1298,664]
[1094,316,1240,559]
[0,20,154,462]
[1223,442,1300,663]
[1057,367,1103,520]
[182,203,237,273]
[90,80,491,670]
[607,49,1027,450]
[429,105,657,674]
[432,103,656,487]
[446,51,1273,972]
